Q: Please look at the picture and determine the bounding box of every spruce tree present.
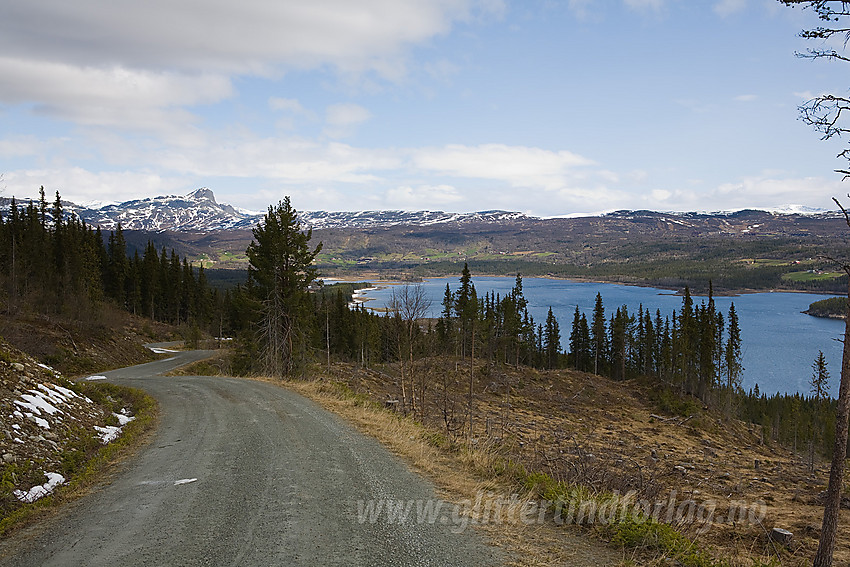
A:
[544,307,560,369]
[810,350,831,470]
[246,197,322,377]
[591,293,606,375]
[724,302,743,417]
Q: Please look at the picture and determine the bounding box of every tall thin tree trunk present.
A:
[400,356,407,412]
[326,309,330,375]
[813,276,850,567]
[468,320,475,440]
[409,330,416,414]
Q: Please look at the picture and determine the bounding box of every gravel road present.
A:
[0,349,504,566]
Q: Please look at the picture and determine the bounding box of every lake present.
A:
[354,276,844,397]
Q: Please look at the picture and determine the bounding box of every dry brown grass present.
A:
[287,358,848,567]
[285,378,625,567]
[172,350,850,566]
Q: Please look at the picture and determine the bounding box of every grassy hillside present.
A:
[128,211,850,294]
[0,306,179,377]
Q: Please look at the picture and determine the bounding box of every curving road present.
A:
[0,349,503,566]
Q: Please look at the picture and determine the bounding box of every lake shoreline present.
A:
[320,271,842,298]
[343,274,843,397]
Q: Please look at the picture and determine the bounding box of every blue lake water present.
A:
[357,276,844,397]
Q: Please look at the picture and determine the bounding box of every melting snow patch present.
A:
[14,472,65,503]
[174,478,198,486]
[114,411,135,426]
[86,375,107,381]
[94,411,134,443]
[15,391,63,416]
[20,410,50,429]
[53,384,77,397]
[94,425,121,444]
[35,384,72,407]
[26,413,50,429]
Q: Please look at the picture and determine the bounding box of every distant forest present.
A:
[0,188,840,460]
[805,296,848,319]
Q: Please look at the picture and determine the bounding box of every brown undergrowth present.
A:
[176,353,848,566]
[285,377,625,567]
[0,305,177,377]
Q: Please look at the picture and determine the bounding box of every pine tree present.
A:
[810,350,831,470]
[544,307,560,369]
[724,302,743,417]
[678,286,696,394]
[438,282,455,354]
[570,305,582,370]
[246,197,322,377]
[591,293,606,375]
[578,313,591,372]
[455,263,475,360]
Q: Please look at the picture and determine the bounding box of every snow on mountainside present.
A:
[0,188,838,232]
[298,209,530,229]
[76,188,255,231]
[0,188,536,231]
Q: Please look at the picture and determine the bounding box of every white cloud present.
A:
[149,136,399,185]
[0,1,485,78]
[269,97,317,130]
[385,184,463,208]
[627,175,844,212]
[324,103,373,138]
[424,59,461,84]
[0,136,67,158]
[2,167,191,205]
[735,94,758,102]
[0,1,500,134]
[651,189,672,201]
[412,143,596,190]
[0,57,232,134]
[269,97,306,113]
[567,0,594,19]
[712,175,842,204]
[326,103,372,126]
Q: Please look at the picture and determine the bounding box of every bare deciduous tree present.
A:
[388,283,431,413]
[778,5,850,562]
[810,198,850,566]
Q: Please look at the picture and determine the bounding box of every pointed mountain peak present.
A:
[187,187,216,203]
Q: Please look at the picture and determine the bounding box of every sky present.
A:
[1,0,849,216]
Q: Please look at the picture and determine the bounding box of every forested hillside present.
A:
[0,189,220,333]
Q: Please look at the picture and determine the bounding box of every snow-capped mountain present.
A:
[298,209,531,229]
[1,188,536,232]
[0,187,838,233]
[75,188,256,231]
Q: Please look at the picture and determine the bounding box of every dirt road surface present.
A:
[0,349,504,566]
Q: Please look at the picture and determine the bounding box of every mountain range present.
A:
[3,187,848,294]
[0,187,837,233]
